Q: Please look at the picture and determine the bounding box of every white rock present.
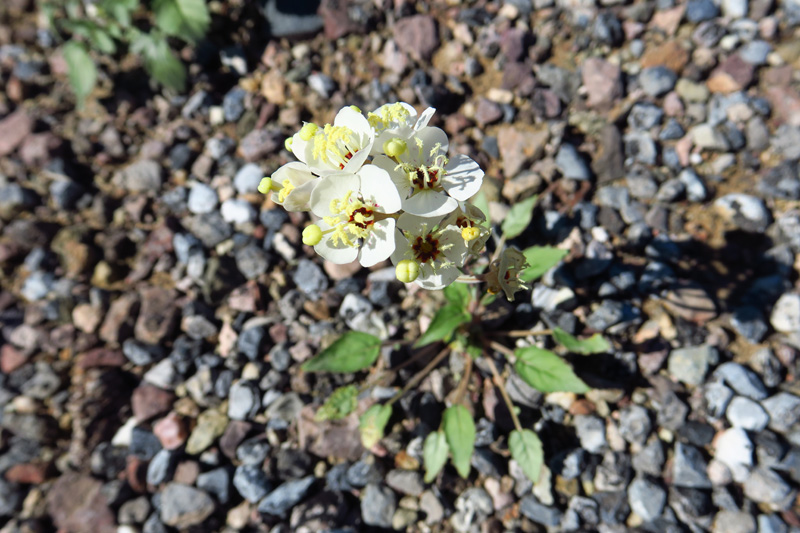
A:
[714,427,753,483]
[726,396,769,431]
[771,293,800,333]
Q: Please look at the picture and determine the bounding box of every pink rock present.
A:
[0,344,28,374]
[582,57,623,109]
[497,125,550,178]
[649,5,685,36]
[154,412,189,450]
[475,98,504,126]
[707,54,754,94]
[663,91,685,117]
[132,384,176,422]
[47,472,116,533]
[766,86,800,127]
[19,132,61,167]
[0,109,32,157]
[77,348,127,368]
[393,15,439,61]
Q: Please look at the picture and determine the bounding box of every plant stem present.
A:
[490,329,552,338]
[386,346,451,406]
[387,343,436,371]
[488,340,516,359]
[456,275,483,284]
[491,234,506,263]
[452,353,472,406]
[485,357,523,433]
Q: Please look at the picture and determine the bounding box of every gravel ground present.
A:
[1,0,800,531]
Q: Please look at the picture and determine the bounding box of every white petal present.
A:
[416,263,460,290]
[342,140,373,173]
[396,213,443,235]
[281,180,316,212]
[358,166,402,214]
[390,228,412,265]
[442,154,484,201]
[315,236,359,264]
[372,155,412,198]
[414,107,436,130]
[438,225,469,267]
[404,190,458,217]
[309,173,360,218]
[414,127,449,161]
[358,218,396,267]
[334,106,373,137]
[273,161,316,186]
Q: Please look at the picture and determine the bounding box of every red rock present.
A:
[497,125,550,178]
[766,86,800,127]
[126,457,148,493]
[641,41,690,74]
[132,384,176,423]
[0,109,33,156]
[134,287,178,345]
[238,129,283,162]
[649,5,685,36]
[297,405,365,462]
[500,27,530,62]
[320,0,361,40]
[77,348,127,368]
[173,461,200,485]
[46,472,116,533]
[220,420,253,460]
[475,98,504,126]
[707,54,754,94]
[5,462,50,484]
[153,412,188,450]
[98,293,138,345]
[0,343,28,373]
[582,57,623,109]
[393,15,439,61]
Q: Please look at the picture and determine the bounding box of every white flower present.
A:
[367,102,435,155]
[308,165,401,267]
[290,106,375,175]
[441,202,491,256]
[268,162,317,212]
[486,247,529,301]
[391,213,468,290]
[373,127,484,218]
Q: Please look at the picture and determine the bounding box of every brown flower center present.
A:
[412,234,441,263]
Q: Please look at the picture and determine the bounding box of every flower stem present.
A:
[456,275,483,284]
[490,329,552,338]
[488,340,516,359]
[452,352,472,406]
[386,346,451,406]
[485,356,523,433]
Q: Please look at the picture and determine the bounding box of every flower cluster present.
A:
[260,103,526,297]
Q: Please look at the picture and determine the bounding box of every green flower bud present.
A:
[284,137,293,151]
[383,138,407,158]
[395,259,420,283]
[299,122,319,141]
[258,177,273,194]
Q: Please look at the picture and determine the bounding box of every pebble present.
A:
[159,483,215,529]
[668,345,719,386]
[556,144,592,180]
[770,293,800,333]
[233,464,272,503]
[187,183,219,214]
[619,405,652,445]
[228,381,261,420]
[712,362,768,400]
[574,415,608,454]
[714,194,771,232]
[292,259,329,300]
[686,0,720,21]
[672,443,712,489]
[639,66,677,97]
[520,494,563,527]
[714,427,753,482]
[257,476,315,517]
[628,476,666,521]
[113,160,163,193]
[726,396,770,431]
[743,467,795,508]
[361,483,396,528]
[220,198,257,224]
[761,392,800,433]
[233,163,264,194]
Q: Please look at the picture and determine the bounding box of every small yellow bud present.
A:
[383,138,407,158]
[395,259,420,283]
[302,224,323,246]
[284,137,293,151]
[350,105,362,113]
[299,122,319,141]
[258,177,273,194]
[462,227,480,241]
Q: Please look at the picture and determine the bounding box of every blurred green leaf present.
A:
[509,429,544,484]
[359,404,392,449]
[101,0,138,27]
[443,405,475,479]
[414,305,471,349]
[302,331,382,373]
[501,195,538,240]
[444,283,472,308]
[521,246,567,282]
[423,431,449,483]
[514,346,589,393]
[552,327,610,355]
[62,40,96,108]
[88,27,116,54]
[314,385,359,421]
[153,0,210,43]
[470,191,490,226]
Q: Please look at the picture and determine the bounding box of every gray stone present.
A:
[187,183,218,214]
[687,0,720,21]
[628,477,666,521]
[262,0,323,38]
[714,427,753,482]
[673,443,712,489]
[257,476,315,518]
[713,510,756,533]
[619,405,652,445]
[624,132,658,165]
[385,470,424,496]
[757,514,789,533]
[0,478,20,516]
[714,194,771,233]
[220,198,257,224]
[691,123,731,151]
[743,468,796,508]
[575,415,608,454]
[726,396,769,431]
[361,483,396,528]
[196,467,231,504]
[639,67,677,97]
[678,169,708,202]
[159,484,215,529]
[705,381,735,418]
[233,163,264,194]
[233,464,272,503]
[228,381,261,421]
[668,345,719,386]
[146,449,178,486]
[114,160,162,193]
[293,259,329,300]
[184,212,233,248]
[633,439,665,476]
[520,494,563,526]
[762,393,800,434]
[556,144,592,180]
[235,244,270,280]
[628,103,664,130]
[770,293,800,333]
[713,362,768,400]
[739,40,771,65]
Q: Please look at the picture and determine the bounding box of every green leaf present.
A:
[302,331,382,373]
[444,283,472,308]
[62,41,97,107]
[509,429,544,484]
[470,191,490,226]
[314,385,359,421]
[552,327,611,355]
[142,36,187,91]
[88,27,116,54]
[501,195,538,240]
[101,0,138,27]
[515,346,589,393]
[153,0,210,43]
[521,246,568,282]
[359,404,392,449]
[414,305,471,349]
[442,405,475,479]
[423,431,449,483]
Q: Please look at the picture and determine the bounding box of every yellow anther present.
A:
[299,122,318,141]
[395,259,420,283]
[462,227,480,241]
[277,179,295,203]
[258,177,273,195]
[284,137,293,151]
[302,224,323,246]
[383,138,407,158]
